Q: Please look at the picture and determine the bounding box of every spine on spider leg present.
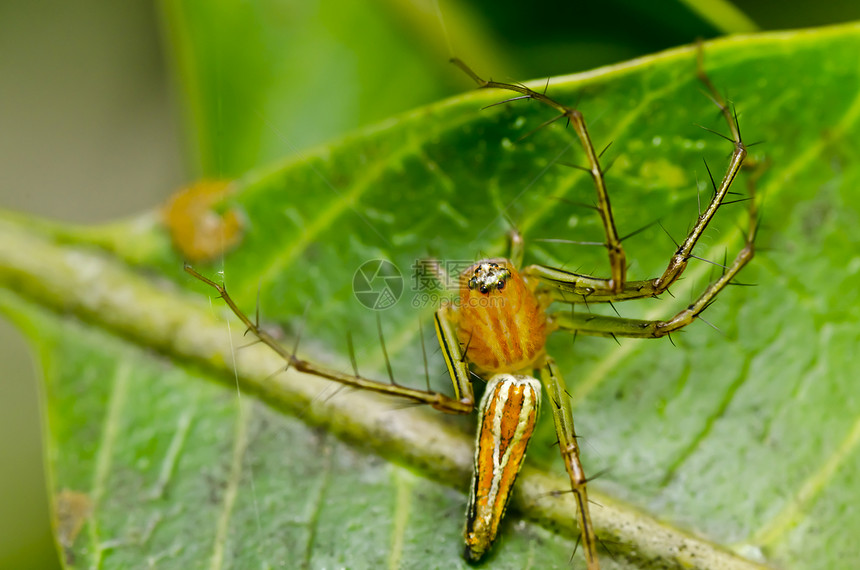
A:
[464,374,541,562]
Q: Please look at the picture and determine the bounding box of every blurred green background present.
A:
[2,1,859,568]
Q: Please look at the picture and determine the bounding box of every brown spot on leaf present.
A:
[55,489,92,563]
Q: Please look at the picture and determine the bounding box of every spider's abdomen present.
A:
[464,373,541,561]
[456,260,547,373]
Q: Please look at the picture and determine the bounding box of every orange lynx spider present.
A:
[186,52,756,568]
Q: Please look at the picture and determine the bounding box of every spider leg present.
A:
[435,306,476,408]
[521,49,749,304]
[185,265,475,414]
[508,227,525,269]
[451,58,626,293]
[541,357,599,570]
[548,205,755,339]
[650,63,747,295]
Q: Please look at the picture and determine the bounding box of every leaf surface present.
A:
[2,22,860,569]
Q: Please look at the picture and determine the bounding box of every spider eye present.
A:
[467,262,511,295]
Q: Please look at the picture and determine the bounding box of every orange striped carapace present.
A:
[454,259,548,374]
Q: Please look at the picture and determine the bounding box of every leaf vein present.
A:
[209,398,252,570]
[87,361,132,568]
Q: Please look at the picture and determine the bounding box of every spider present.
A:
[186,52,755,569]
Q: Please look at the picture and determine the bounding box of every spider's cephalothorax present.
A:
[454,259,547,375]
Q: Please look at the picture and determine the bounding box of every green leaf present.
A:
[2,21,860,569]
